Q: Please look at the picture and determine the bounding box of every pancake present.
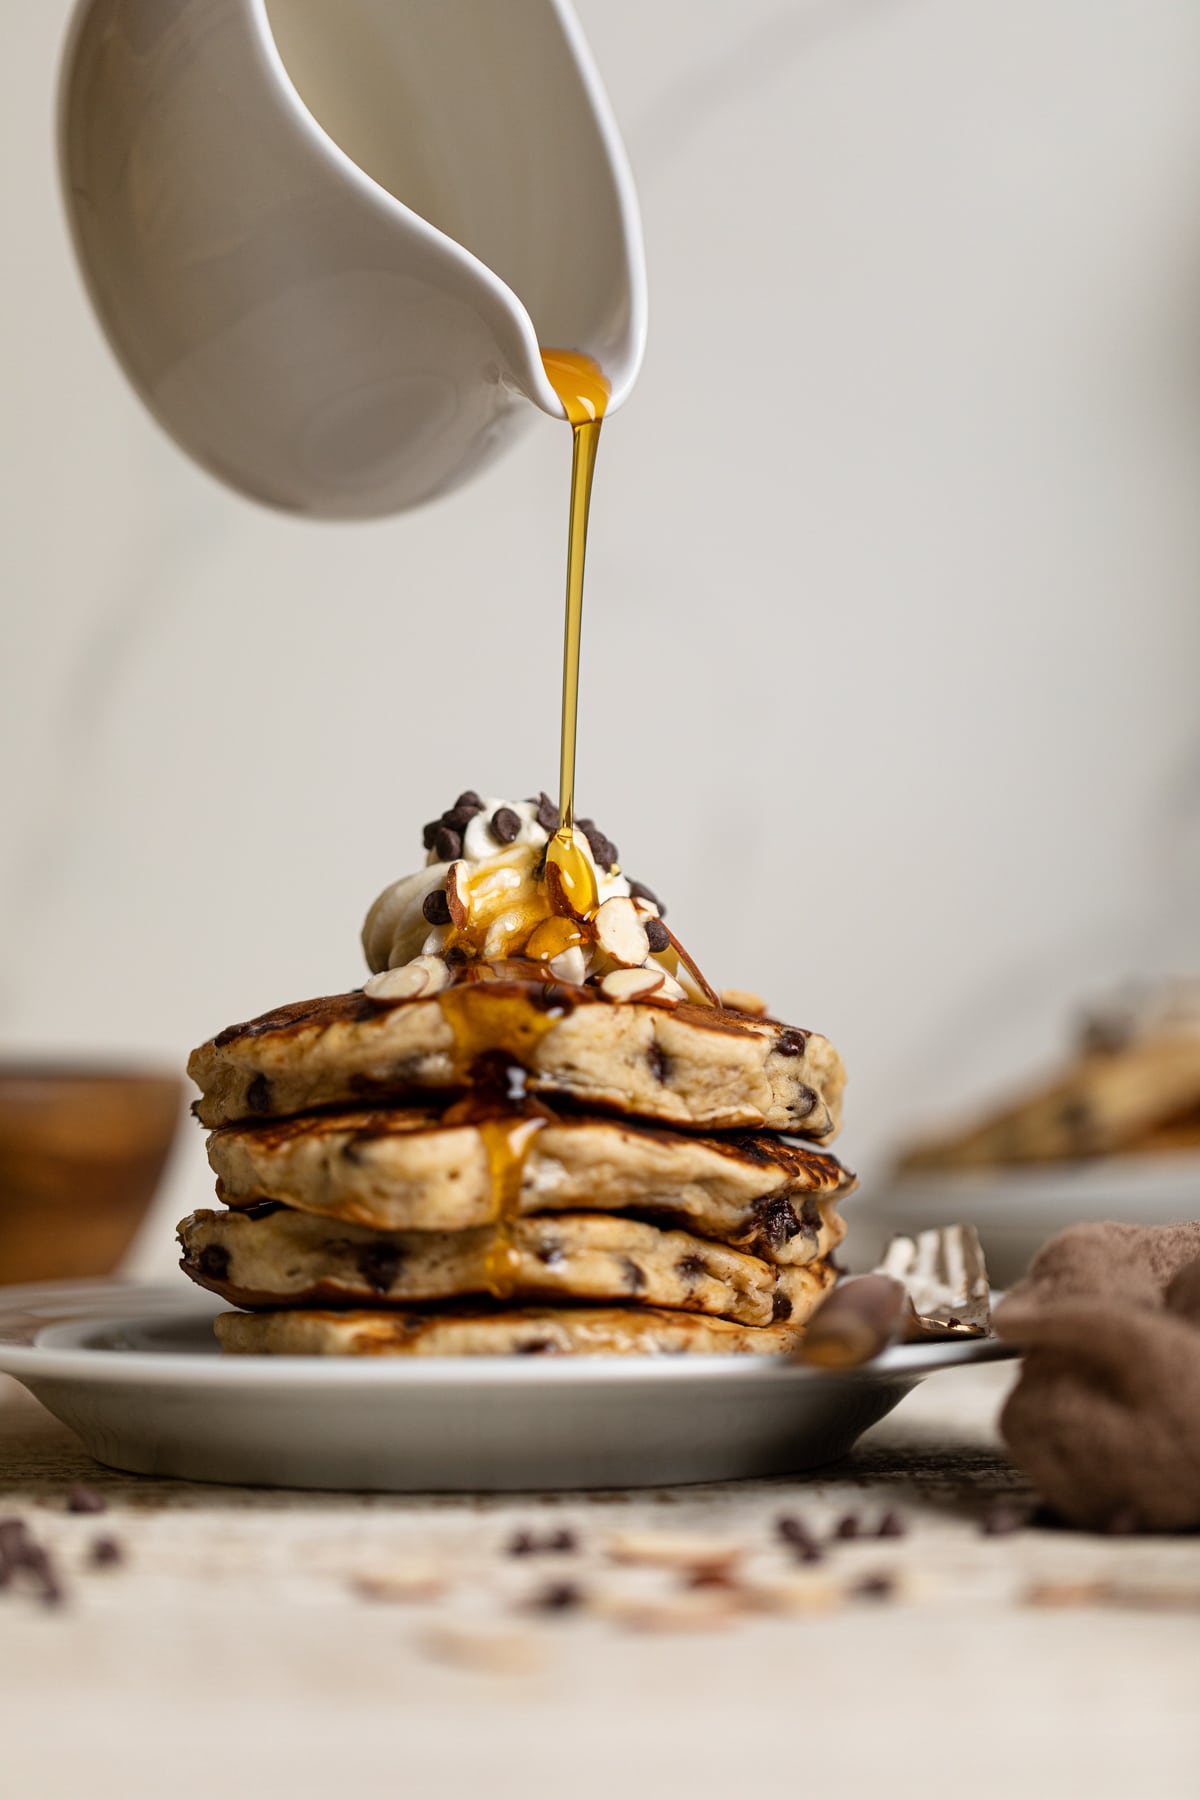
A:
[207,1103,852,1266]
[213,1304,803,1357]
[900,1033,1200,1169]
[179,1206,837,1328]
[188,974,845,1138]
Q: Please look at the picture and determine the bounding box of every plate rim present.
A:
[0,1278,1017,1389]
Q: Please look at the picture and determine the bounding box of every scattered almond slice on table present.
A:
[603,1530,744,1575]
[421,1622,545,1674]
[349,1558,449,1603]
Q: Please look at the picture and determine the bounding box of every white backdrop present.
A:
[4,0,1200,1270]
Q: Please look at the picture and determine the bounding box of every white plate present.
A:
[0,1280,1015,1492]
[856,1152,1200,1287]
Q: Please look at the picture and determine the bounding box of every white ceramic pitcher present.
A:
[58,0,646,518]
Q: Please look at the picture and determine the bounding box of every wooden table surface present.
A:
[1,1361,1196,1800]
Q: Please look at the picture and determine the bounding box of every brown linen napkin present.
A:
[994,1222,1200,1530]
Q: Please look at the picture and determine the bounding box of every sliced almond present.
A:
[593,896,651,968]
[544,854,595,921]
[604,1531,744,1575]
[720,988,768,1017]
[350,1560,449,1603]
[661,924,721,1007]
[1024,1581,1111,1610]
[600,967,666,1004]
[420,1623,544,1675]
[657,974,687,1004]
[747,1575,844,1616]
[598,1593,742,1634]
[549,945,587,985]
[445,861,470,929]
[525,916,585,962]
[365,956,450,1001]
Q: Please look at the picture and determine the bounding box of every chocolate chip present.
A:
[444,946,470,967]
[644,918,670,953]
[754,1196,800,1249]
[771,1290,794,1322]
[853,1574,896,1601]
[67,1485,107,1516]
[792,1085,818,1118]
[799,1195,823,1237]
[775,1514,823,1563]
[0,1528,64,1608]
[20,1543,64,1608]
[0,1518,29,1557]
[529,1581,583,1613]
[647,1043,670,1084]
[876,1511,907,1539]
[491,807,521,845]
[422,819,440,851]
[832,1513,861,1541]
[245,1074,271,1115]
[516,1338,560,1355]
[509,1527,577,1556]
[777,1029,808,1058]
[89,1536,124,1568]
[620,1257,647,1293]
[433,824,462,862]
[627,880,666,918]
[422,888,452,925]
[577,819,618,870]
[356,1241,404,1293]
[453,791,484,813]
[676,1255,709,1282]
[535,1235,565,1267]
[197,1244,231,1282]
[532,792,559,834]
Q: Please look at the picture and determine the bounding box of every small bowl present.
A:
[0,1066,182,1285]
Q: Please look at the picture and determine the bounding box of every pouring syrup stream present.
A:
[539,349,611,916]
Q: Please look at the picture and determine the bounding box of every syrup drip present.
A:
[438,977,568,1085]
[540,348,610,918]
[441,1087,549,1298]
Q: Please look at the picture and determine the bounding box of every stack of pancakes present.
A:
[182,973,854,1355]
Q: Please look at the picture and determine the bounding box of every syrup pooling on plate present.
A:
[540,348,610,903]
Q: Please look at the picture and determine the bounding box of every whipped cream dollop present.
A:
[362,792,716,1007]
